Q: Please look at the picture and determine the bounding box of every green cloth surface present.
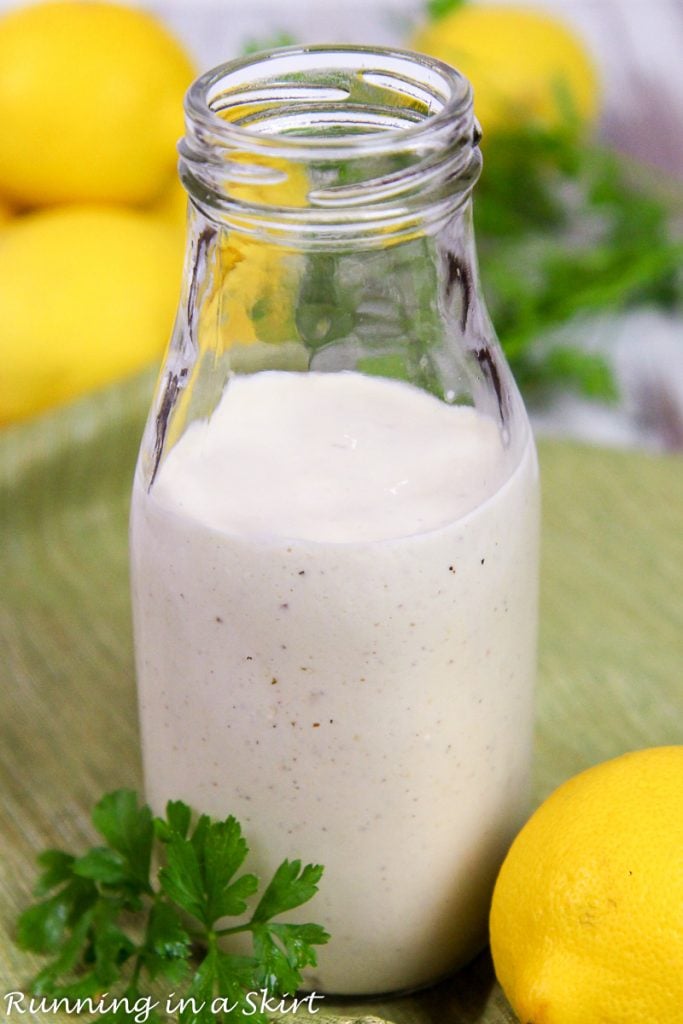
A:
[1,374,682,1023]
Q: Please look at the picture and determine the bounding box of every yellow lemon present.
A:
[150,174,189,236]
[201,234,301,352]
[411,5,599,133]
[0,197,13,224]
[0,205,182,424]
[490,746,683,1024]
[0,1,195,207]
[198,155,310,353]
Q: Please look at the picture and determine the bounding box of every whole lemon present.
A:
[411,4,599,133]
[0,206,182,424]
[0,1,195,207]
[490,746,683,1024]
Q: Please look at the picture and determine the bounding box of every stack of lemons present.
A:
[0,1,195,424]
[1,1,602,424]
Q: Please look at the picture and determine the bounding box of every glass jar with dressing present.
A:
[130,45,539,997]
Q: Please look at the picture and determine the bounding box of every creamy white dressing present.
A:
[130,370,539,995]
[151,371,509,542]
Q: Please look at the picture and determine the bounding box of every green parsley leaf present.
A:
[30,909,95,996]
[33,850,75,898]
[16,895,70,955]
[252,921,330,994]
[91,789,154,890]
[177,947,217,1024]
[267,922,330,971]
[160,815,259,928]
[142,900,191,983]
[251,925,302,996]
[73,847,130,886]
[89,899,136,986]
[17,874,96,954]
[252,859,324,921]
[158,834,206,922]
[198,816,257,924]
[166,800,193,839]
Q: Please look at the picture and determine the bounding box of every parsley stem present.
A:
[214,924,253,937]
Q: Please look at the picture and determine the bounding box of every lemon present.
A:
[0,206,182,424]
[150,174,189,236]
[198,155,310,352]
[411,5,599,133]
[201,234,301,353]
[0,198,12,225]
[490,746,683,1024]
[0,1,195,207]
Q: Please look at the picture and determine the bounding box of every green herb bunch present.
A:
[16,790,329,1023]
[475,118,683,402]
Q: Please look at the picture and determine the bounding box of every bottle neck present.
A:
[179,45,482,249]
[141,44,528,493]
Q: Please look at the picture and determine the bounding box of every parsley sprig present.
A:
[475,118,683,401]
[16,790,329,1022]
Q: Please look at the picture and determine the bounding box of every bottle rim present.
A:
[179,44,482,243]
[184,43,474,160]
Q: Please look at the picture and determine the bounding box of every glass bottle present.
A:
[130,45,539,997]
